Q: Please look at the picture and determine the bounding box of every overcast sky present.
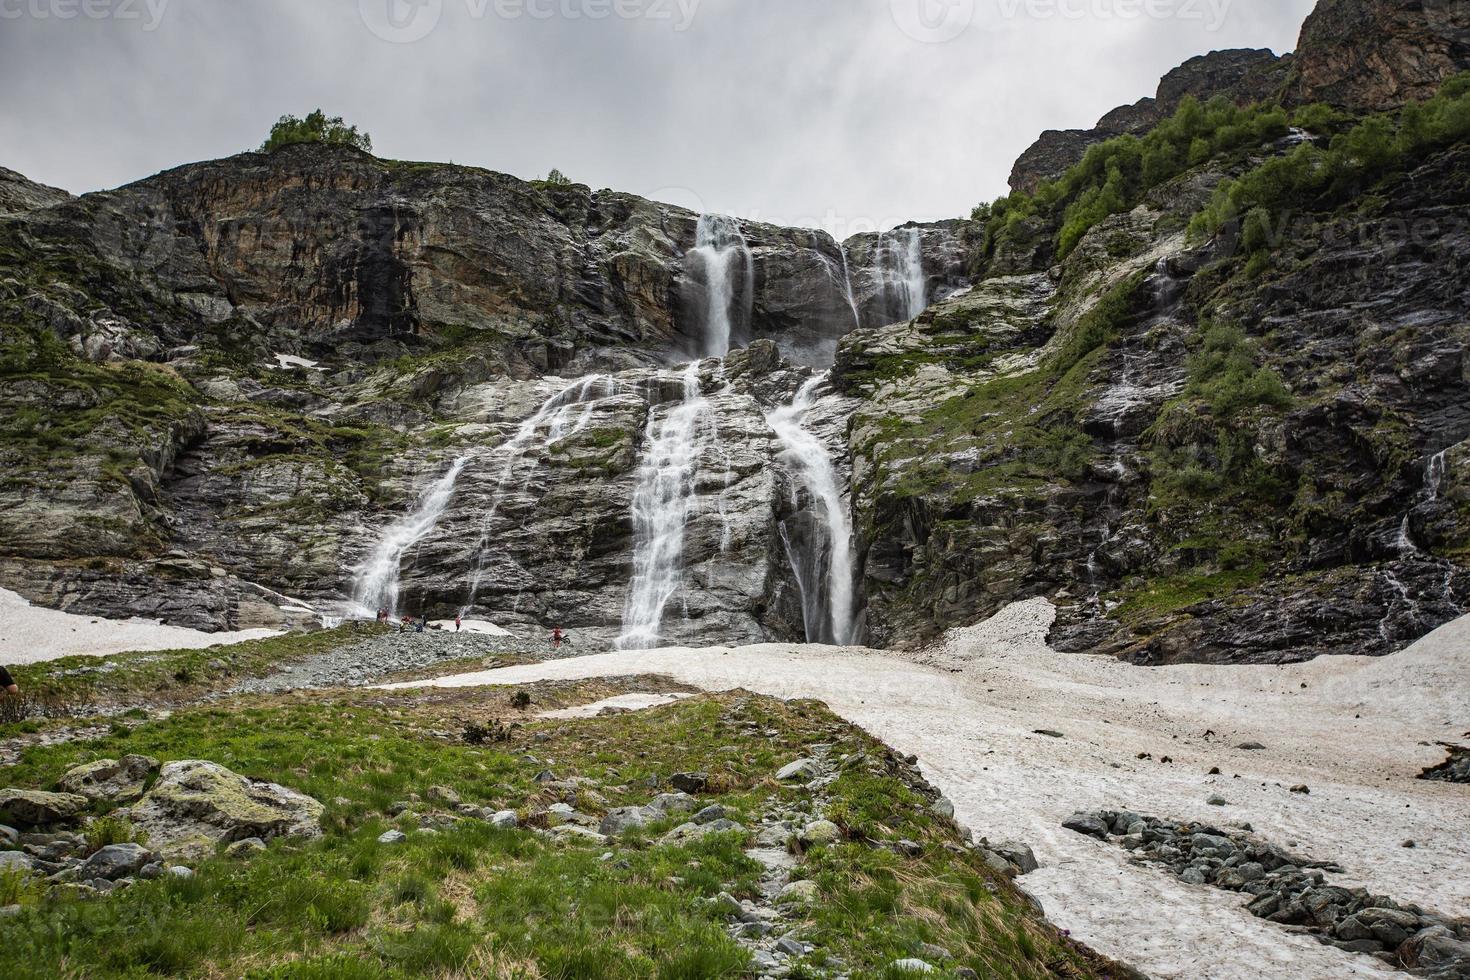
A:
[1,0,1316,234]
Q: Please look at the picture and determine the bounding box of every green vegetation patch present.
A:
[0,687,1108,979]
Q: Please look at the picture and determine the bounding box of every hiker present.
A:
[454,615,462,632]
[377,606,388,624]
[0,664,17,695]
[400,615,410,633]
[551,626,564,650]
[416,616,426,634]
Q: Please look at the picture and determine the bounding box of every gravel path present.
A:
[385,600,1470,980]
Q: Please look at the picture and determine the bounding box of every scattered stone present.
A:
[693,804,727,825]
[1236,742,1266,751]
[599,807,650,837]
[1033,730,1065,739]
[1061,812,1109,839]
[78,843,151,880]
[533,770,557,785]
[929,796,955,819]
[890,958,935,973]
[489,810,518,829]
[669,772,708,794]
[775,936,807,957]
[645,793,696,816]
[986,840,1039,875]
[1206,795,1228,806]
[377,830,407,845]
[165,866,193,879]
[224,838,267,858]
[57,755,160,804]
[425,785,462,806]
[0,824,15,845]
[0,789,91,827]
[800,820,841,847]
[775,758,819,782]
[0,851,35,873]
[777,879,819,904]
[1290,785,1310,795]
[138,862,163,880]
[916,942,953,961]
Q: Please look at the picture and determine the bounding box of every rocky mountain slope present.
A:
[2,0,1467,663]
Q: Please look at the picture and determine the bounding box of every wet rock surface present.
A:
[1065,808,1470,977]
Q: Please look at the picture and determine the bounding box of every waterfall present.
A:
[1393,449,1454,555]
[461,375,620,612]
[838,242,862,331]
[617,362,709,650]
[766,375,859,645]
[352,456,470,618]
[689,214,753,358]
[875,226,926,322]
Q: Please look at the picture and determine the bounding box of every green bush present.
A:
[83,815,148,854]
[1190,72,1470,243]
[260,110,372,154]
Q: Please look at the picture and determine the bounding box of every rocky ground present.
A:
[1063,809,1470,977]
[400,601,1470,980]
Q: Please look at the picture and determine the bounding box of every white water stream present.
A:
[689,214,753,358]
[617,363,711,649]
[876,226,926,322]
[351,456,470,617]
[766,375,859,645]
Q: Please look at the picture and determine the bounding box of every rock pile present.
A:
[0,756,323,905]
[1420,745,1470,785]
[1063,809,1470,977]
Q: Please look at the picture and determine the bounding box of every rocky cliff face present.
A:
[3,0,1467,664]
[1009,49,1291,194]
[1285,0,1470,111]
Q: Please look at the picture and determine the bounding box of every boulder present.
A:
[77,843,151,880]
[777,879,820,904]
[1061,812,1109,839]
[0,851,35,874]
[0,789,90,827]
[121,761,323,860]
[645,793,696,816]
[599,806,650,837]
[489,810,518,829]
[800,819,842,846]
[1399,926,1470,973]
[425,785,461,806]
[57,755,160,804]
[377,829,407,845]
[775,758,819,782]
[669,772,708,794]
[988,840,1039,875]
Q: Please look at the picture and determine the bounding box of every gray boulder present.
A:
[78,843,151,880]
[58,755,160,804]
[121,761,323,860]
[0,789,90,827]
[775,758,819,782]
[599,806,650,837]
[1061,812,1109,839]
[988,840,1039,875]
[0,850,35,873]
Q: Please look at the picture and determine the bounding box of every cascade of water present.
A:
[461,375,620,612]
[617,363,710,649]
[875,227,926,323]
[1426,449,1449,503]
[352,456,471,618]
[766,375,859,645]
[837,242,862,331]
[689,215,753,358]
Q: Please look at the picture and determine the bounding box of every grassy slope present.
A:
[0,676,1117,980]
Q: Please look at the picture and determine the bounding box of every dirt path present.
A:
[386,600,1470,980]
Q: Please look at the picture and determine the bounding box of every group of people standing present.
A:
[370,607,569,648]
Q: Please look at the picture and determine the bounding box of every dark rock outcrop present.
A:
[1285,0,1470,111]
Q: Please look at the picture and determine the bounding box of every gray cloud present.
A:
[0,0,1317,233]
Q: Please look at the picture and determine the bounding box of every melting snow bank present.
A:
[0,588,279,665]
[385,599,1470,980]
[537,692,692,719]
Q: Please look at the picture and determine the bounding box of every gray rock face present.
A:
[121,760,323,860]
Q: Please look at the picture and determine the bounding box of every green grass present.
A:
[0,687,1110,979]
[3,624,383,723]
[1107,566,1269,626]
